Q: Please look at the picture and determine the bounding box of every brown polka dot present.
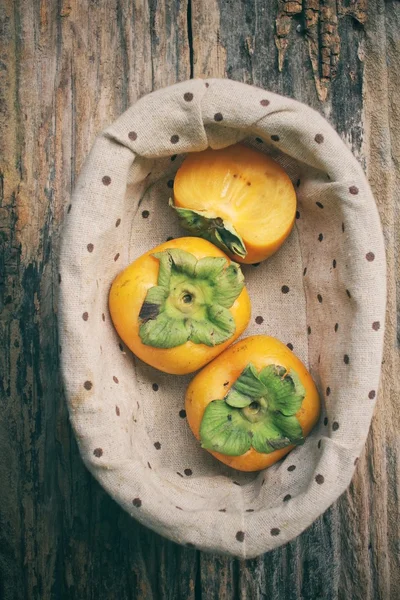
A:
[271,528,280,536]
[316,202,324,208]
[152,383,159,391]
[147,462,152,469]
[115,218,121,227]
[315,133,324,144]
[372,321,380,331]
[344,354,350,364]
[334,323,339,332]
[342,222,345,233]
[82,312,89,321]
[287,465,296,472]
[170,134,179,144]
[318,233,323,242]
[154,441,161,449]
[333,259,337,268]
[287,343,294,351]
[332,421,339,431]
[349,186,359,195]
[255,316,264,325]
[318,440,322,449]
[84,381,93,390]
[87,243,94,252]
[256,137,263,143]
[171,154,177,161]
[283,494,291,502]
[128,131,137,141]
[102,313,106,322]
[315,474,325,484]
[214,112,223,122]
[113,376,119,384]
[366,252,375,262]
[271,134,280,142]
[184,468,192,476]
[205,82,209,87]
[67,204,72,213]
[307,326,311,335]
[102,176,111,186]
[326,387,331,396]
[132,498,142,507]
[324,417,328,426]
[346,290,352,298]
[142,210,149,219]
[179,409,186,418]
[236,531,245,542]
[184,92,193,101]
[219,508,226,512]
[114,253,120,261]
[93,448,103,457]
[167,179,174,188]
[303,267,307,276]
[317,294,323,303]
[246,508,254,512]
[260,99,270,107]
[176,506,183,510]
[368,390,376,399]
[281,285,290,294]
[115,406,120,416]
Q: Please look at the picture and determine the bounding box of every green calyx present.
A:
[169,199,247,260]
[199,363,306,456]
[139,248,245,348]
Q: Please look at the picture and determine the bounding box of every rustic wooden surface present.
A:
[1,1,399,599]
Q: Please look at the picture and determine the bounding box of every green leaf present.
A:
[152,252,172,288]
[200,400,252,456]
[207,304,236,344]
[231,364,267,399]
[169,200,247,259]
[213,263,244,308]
[143,285,168,306]
[139,313,189,349]
[195,256,227,281]
[259,365,305,415]
[251,419,288,454]
[167,248,197,277]
[188,319,216,347]
[224,388,252,408]
[272,413,304,443]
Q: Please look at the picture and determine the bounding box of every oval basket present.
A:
[59,79,386,558]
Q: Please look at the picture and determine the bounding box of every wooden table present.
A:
[1,2,399,598]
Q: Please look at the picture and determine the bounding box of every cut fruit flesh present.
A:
[173,144,297,255]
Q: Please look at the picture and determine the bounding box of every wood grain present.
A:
[0,1,399,599]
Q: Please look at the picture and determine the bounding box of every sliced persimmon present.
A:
[171,144,297,264]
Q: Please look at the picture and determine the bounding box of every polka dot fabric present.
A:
[59,79,386,559]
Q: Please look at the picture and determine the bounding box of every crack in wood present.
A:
[275,0,367,101]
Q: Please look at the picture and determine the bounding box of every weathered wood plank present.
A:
[0,1,399,599]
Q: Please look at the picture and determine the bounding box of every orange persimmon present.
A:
[185,335,320,471]
[171,144,296,264]
[109,237,251,375]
